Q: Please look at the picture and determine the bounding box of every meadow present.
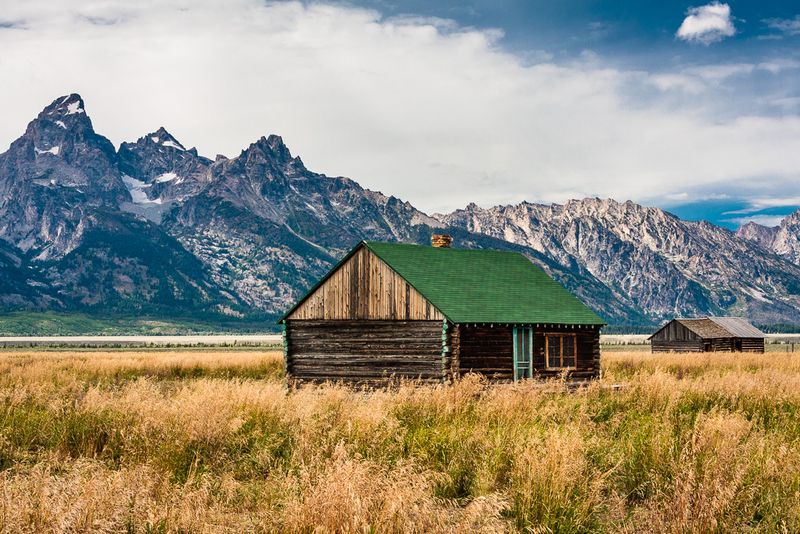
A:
[1,348,799,532]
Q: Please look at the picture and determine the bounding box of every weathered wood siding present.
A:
[448,324,461,380]
[458,325,514,380]
[532,326,600,379]
[651,321,704,352]
[706,338,764,353]
[287,247,444,321]
[455,324,601,381]
[650,321,764,353]
[651,340,705,352]
[737,338,765,353]
[285,320,444,384]
[653,337,764,353]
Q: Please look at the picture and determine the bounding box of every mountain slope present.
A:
[0,93,798,327]
[737,211,800,267]
[41,210,239,315]
[436,199,800,325]
[0,94,129,259]
[0,96,239,316]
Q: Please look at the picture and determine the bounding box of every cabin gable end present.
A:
[285,245,444,321]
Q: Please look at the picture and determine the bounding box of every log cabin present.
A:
[648,317,765,353]
[279,236,605,385]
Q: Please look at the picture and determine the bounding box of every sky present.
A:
[1,0,799,229]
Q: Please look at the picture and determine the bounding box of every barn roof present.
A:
[648,317,765,340]
[675,318,732,339]
[706,316,766,338]
[280,241,605,325]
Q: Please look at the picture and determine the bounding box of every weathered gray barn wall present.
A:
[651,319,765,353]
[650,321,704,352]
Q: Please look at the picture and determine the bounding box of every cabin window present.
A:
[545,333,577,369]
[513,327,533,380]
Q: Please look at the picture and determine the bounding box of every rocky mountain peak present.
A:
[736,211,800,266]
[0,93,129,259]
[21,93,96,141]
[215,134,307,186]
[736,221,778,249]
[26,94,94,139]
[117,126,213,221]
[786,209,800,223]
[244,135,303,167]
[9,92,119,177]
[145,127,186,151]
[41,93,87,119]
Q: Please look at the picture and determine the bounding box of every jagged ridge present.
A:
[0,93,799,326]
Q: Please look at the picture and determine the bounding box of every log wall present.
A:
[652,337,765,353]
[651,340,705,352]
[456,324,601,381]
[458,325,514,380]
[737,338,765,353]
[287,247,444,321]
[285,320,444,384]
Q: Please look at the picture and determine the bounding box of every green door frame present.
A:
[513,326,533,381]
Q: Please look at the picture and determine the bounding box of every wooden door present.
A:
[513,327,533,381]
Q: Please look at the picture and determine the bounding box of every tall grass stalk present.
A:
[0,349,799,532]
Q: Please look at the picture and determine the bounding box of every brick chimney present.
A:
[431,234,453,248]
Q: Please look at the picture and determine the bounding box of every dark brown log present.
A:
[286,320,444,384]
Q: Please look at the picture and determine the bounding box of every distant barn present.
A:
[279,236,605,384]
[648,317,765,353]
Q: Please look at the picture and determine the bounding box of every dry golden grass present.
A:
[1,348,799,533]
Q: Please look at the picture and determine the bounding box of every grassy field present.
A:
[1,349,800,532]
[0,311,279,336]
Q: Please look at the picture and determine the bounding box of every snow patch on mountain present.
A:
[162,140,184,150]
[122,175,161,205]
[66,101,85,115]
[34,146,60,156]
[155,172,178,183]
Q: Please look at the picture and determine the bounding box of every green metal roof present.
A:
[363,241,604,325]
[279,241,604,325]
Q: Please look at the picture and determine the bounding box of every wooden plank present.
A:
[286,320,444,383]
[287,247,444,321]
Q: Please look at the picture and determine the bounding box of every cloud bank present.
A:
[676,2,735,44]
[0,0,798,215]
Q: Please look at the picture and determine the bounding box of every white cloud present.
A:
[764,16,800,37]
[676,2,735,45]
[0,0,798,215]
[647,61,800,95]
[725,198,800,215]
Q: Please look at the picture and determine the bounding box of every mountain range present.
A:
[0,94,798,328]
